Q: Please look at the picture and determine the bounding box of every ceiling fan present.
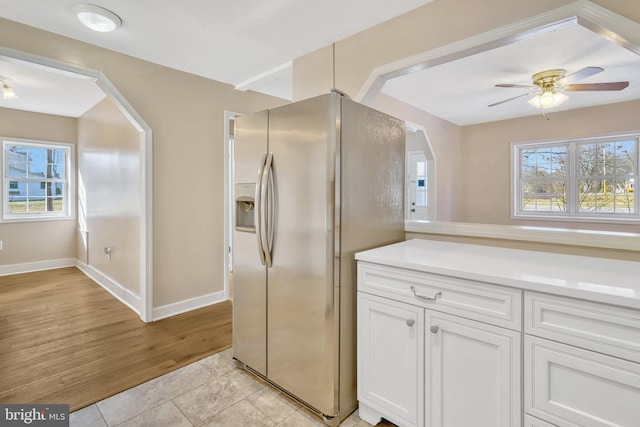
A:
[488,67,629,109]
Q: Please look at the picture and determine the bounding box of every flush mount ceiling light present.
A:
[73,3,122,32]
[1,79,17,100]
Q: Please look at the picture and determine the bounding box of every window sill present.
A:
[405,220,640,252]
[1,215,75,224]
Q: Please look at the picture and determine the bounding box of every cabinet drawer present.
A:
[358,262,522,330]
[525,291,640,363]
[525,336,640,427]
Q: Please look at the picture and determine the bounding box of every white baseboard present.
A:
[0,258,76,276]
[152,291,227,321]
[76,261,141,316]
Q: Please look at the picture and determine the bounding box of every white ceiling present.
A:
[0,61,106,117]
[0,0,430,115]
[382,24,640,126]
[0,2,639,124]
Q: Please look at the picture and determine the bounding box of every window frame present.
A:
[512,133,639,224]
[2,137,75,222]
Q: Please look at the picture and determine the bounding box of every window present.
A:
[2,138,74,221]
[513,134,639,222]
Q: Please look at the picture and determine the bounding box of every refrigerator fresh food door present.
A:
[266,93,339,416]
[233,110,269,376]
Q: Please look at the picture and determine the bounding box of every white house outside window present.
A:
[513,134,639,222]
[2,138,74,222]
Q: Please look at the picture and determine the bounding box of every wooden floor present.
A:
[0,267,232,411]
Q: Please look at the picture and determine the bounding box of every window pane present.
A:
[27,199,46,213]
[613,179,635,214]
[8,197,27,213]
[48,149,65,179]
[521,180,566,212]
[7,146,28,178]
[613,140,635,176]
[520,146,567,178]
[579,142,618,177]
[578,179,617,212]
[53,182,64,196]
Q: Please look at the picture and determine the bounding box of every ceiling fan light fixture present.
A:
[528,90,568,109]
[73,3,122,32]
[2,81,17,100]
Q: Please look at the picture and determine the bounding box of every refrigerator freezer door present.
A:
[266,93,339,416]
[233,110,269,376]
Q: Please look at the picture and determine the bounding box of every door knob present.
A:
[406,319,415,327]
[430,325,439,334]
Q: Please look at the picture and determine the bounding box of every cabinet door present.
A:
[525,336,640,427]
[358,292,424,427]
[427,311,521,427]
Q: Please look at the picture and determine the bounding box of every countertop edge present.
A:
[356,240,640,310]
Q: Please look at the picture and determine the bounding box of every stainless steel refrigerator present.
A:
[232,91,405,425]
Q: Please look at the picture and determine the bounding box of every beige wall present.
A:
[460,100,640,234]
[77,98,141,294]
[0,108,77,266]
[0,18,285,307]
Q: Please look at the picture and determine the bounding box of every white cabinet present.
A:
[356,239,640,427]
[524,292,640,427]
[358,292,424,427]
[357,262,522,427]
[427,311,521,427]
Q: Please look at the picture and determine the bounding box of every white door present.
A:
[426,311,522,427]
[358,292,424,427]
[407,150,427,220]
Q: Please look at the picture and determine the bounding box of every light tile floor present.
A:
[70,348,387,427]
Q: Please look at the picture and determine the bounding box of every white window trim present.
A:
[1,137,75,223]
[511,132,640,224]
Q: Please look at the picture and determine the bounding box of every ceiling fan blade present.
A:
[488,92,534,107]
[564,66,604,82]
[564,82,629,91]
[495,84,536,89]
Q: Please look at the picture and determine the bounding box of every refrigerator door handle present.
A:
[255,152,267,266]
[260,152,274,267]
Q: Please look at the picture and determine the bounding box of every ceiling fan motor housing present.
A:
[532,69,566,91]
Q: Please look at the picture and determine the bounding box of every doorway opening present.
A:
[406,125,436,221]
[224,110,241,300]
[0,46,153,322]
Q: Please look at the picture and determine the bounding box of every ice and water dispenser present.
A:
[235,183,256,232]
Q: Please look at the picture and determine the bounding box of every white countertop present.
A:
[355,239,640,310]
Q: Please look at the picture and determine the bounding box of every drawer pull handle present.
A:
[410,286,442,301]
[430,325,439,334]
[406,319,415,327]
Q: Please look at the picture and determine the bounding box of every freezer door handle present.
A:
[255,152,267,266]
[260,152,274,267]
